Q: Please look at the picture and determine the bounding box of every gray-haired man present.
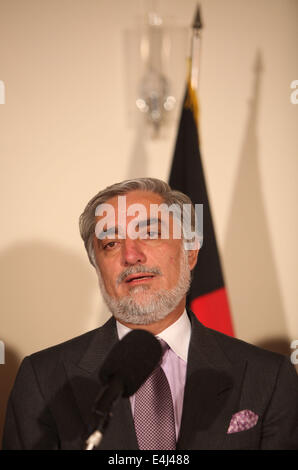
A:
[3,178,298,450]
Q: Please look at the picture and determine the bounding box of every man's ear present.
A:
[188,249,199,271]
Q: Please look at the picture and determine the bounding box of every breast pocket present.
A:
[220,421,261,450]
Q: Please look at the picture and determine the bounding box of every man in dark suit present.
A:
[3,178,298,450]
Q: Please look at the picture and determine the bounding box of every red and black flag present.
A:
[169,77,234,337]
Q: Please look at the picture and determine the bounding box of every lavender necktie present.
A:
[134,339,176,450]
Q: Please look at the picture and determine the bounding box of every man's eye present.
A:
[103,241,117,250]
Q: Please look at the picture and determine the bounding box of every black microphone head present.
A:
[99,329,162,397]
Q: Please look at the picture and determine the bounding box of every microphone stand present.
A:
[85,430,103,451]
[84,375,123,450]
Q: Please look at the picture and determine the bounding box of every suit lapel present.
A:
[62,310,247,450]
[63,316,138,450]
[177,312,247,450]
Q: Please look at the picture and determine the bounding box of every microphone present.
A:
[84,329,162,450]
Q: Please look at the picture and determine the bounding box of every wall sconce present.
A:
[124,11,188,137]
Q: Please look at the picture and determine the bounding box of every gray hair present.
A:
[79,177,197,268]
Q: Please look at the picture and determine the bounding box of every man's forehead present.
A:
[95,191,177,226]
[94,190,168,223]
[94,190,182,241]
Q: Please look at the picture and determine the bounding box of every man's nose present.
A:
[121,238,147,266]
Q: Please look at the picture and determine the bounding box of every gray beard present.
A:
[96,248,191,325]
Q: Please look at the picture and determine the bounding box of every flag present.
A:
[169,79,234,336]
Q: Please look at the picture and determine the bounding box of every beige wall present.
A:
[0,0,297,441]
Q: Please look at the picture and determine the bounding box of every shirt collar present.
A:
[116,309,191,362]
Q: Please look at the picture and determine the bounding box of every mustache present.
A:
[116,265,162,286]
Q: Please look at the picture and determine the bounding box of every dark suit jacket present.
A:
[2,311,298,450]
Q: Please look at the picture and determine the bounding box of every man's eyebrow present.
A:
[96,217,165,239]
[137,217,164,228]
[96,226,118,240]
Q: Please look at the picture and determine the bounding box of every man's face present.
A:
[93,190,198,324]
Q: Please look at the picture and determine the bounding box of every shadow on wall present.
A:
[0,240,102,445]
[255,337,298,374]
[126,116,149,179]
[256,337,292,357]
[223,51,289,346]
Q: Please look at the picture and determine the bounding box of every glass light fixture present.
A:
[124,10,188,137]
